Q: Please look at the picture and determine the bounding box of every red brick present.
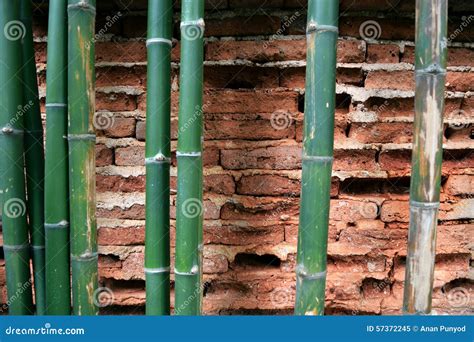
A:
[446,72,474,92]
[206,16,281,37]
[97,175,145,193]
[367,44,400,63]
[365,70,414,91]
[96,41,147,63]
[96,144,113,167]
[101,117,136,138]
[445,175,474,196]
[237,175,300,196]
[333,149,378,171]
[281,67,363,88]
[221,146,301,170]
[349,122,413,144]
[204,65,279,89]
[115,146,144,166]
[204,223,285,245]
[96,66,146,88]
[205,39,366,63]
[96,92,137,112]
[204,174,235,195]
[205,118,295,140]
[381,201,409,223]
[99,227,145,246]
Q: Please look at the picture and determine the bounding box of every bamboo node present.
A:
[416,64,447,75]
[176,151,202,157]
[45,221,70,229]
[409,200,440,209]
[3,244,30,252]
[1,126,23,135]
[145,154,171,164]
[174,266,199,276]
[302,155,333,163]
[67,2,96,15]
[71,252,98,261]
[145,267,171,274]
[32,245,45,250]
[45,103,67,108]
[296,265,327,280]
[306,22,338,34]
[146,38,172,47]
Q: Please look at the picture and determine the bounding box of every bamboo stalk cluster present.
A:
[0,0,98,315]
[0,0,449,316]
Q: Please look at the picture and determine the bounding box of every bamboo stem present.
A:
[45,0,71,315]
[294,0,339,316]
[67,0,98,315]
[0,0,34,315]
[145,0,173,316]
[175,0,205,315]
[403,0,447,315]
[20,0,46,315]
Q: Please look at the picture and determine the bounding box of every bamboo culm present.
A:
[145,0,173,315]
[174,0,205,315]
[294,0,339,315]
[67,0,98,315]
[20,0,46,315]
[0,0,34,315]
[402,0,447,314]
[45,0,71,315]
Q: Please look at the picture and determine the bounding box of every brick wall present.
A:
[1,0,472,315]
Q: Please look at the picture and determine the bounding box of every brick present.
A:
[237,175,300,196]
[101,117,136,138]
[204,223,285,245]
[446,72,474,92]
[97,175,145,193]
[203,254,228,274]
[367,44,400,63]
[280,67,363,88]
[96,144,114,167]
[205,39,365,63]
[221,146,301,170]
[99,227,145,246]
[207,16,281,37]
[96,66,146,88]
[204,174,235,195]
[381,201,409,223]
[220,196,299,221]
[205,118,295,140]
[96,41,147,63]
[445,175,474,196]
[115,146,144,166]
[96,92,137,112]
[333,149,378,171]
[204,65,279,89]
[228,0,284,8]
[349,122,413,144]
[365,70,414,91]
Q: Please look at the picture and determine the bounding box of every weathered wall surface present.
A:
[1,0,473,315]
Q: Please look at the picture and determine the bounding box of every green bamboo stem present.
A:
[45,0,71,315]
[174,0,205,316]
[67,0,98,315]
[145,0,173,316]
[20,0,46,315]
[294,0,339,316]
[0,0,34,315]
[403,0,447,315]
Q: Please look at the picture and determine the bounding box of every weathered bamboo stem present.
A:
[294,0,339,315]
[0,0,34,315]
[174,0,205,315]
[20,0,46,315]
[403,0,447,315]
[145,0,173,315]
[67,0,98,315]
[45,0,71,315]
